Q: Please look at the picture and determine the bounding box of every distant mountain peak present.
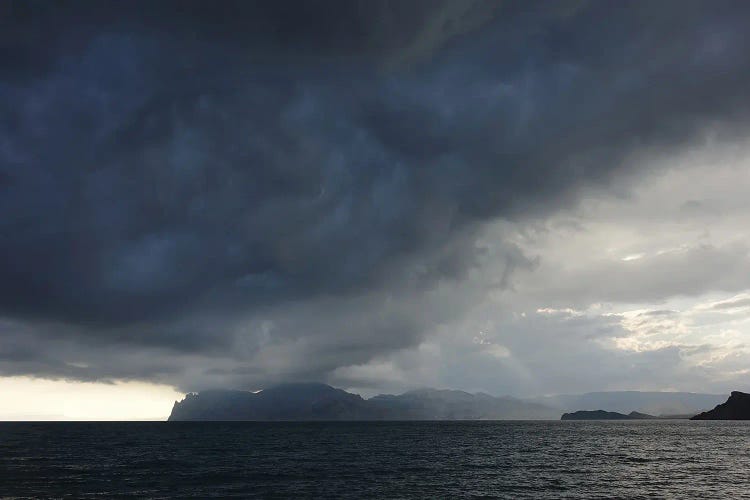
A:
[561,410,657,420]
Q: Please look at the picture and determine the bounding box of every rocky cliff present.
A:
[691,391,750,420]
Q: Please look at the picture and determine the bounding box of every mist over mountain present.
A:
[366,388,557,420]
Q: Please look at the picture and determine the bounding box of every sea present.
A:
[1,420,749,498]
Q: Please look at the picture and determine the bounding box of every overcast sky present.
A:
[3,0,750,419]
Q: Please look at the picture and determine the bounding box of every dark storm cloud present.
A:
[0,0,501,78]
[3,0,750,388]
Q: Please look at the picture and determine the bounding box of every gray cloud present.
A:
[532,241,750,307]
[3,1,750,391]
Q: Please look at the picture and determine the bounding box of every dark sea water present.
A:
[1,420,749,498]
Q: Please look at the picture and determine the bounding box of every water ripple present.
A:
[1,420,750,498]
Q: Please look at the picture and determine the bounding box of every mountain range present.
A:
[168,383,558,421]
[168,383,727,421]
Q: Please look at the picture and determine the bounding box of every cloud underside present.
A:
[2,1,750,393]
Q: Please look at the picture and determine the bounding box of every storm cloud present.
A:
[3,0,750,392]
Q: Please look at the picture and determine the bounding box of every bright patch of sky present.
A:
[0,377,182,421]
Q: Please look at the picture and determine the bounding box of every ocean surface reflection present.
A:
[1,420,749,498]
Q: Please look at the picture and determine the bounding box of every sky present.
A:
[2,0,750,419]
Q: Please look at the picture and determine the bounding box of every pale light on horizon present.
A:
[0,377,183,421]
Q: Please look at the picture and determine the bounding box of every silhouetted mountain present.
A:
[168,384,558,421]
[168,383,368,421]
[532,391,726,416]
[691,391,750,420]
[561,410,657,420]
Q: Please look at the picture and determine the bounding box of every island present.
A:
[691,391,750,420]
[561,410,657,420]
